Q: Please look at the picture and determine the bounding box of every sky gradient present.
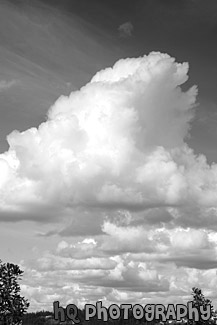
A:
[1,0,217,313]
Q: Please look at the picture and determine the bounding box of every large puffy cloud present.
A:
[1,51,217,224]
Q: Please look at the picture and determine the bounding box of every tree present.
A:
[0,260,29,325]
[187,287,214,325]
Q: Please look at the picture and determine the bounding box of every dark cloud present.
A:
[161,254,217,270]
[118,21,134,38]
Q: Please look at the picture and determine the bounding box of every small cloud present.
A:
[118,21,134,38]
[0,79,17,92]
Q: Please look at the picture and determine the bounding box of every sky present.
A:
[1,0,217,313]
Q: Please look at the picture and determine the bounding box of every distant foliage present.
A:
[0,260,29,325]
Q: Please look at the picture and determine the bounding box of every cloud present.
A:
[20,224,217,311]
[1,51,217,227]
[100,221,154,254]
[118,21,134,38]
[0,79,17,92]
[170,228,209,250]
[2,52,217,309]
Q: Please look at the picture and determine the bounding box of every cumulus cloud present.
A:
[2,52,217,309]
[170,228,209,250]
[21,224,217,311]
[21,221,217,311]
[118,21,134,38]
[1,51,217,242]
[1,51,217,221]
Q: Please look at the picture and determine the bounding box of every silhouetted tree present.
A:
[0,260,29,325]
[187,287,214,325]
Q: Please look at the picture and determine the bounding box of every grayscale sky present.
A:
[0,0,217,312]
